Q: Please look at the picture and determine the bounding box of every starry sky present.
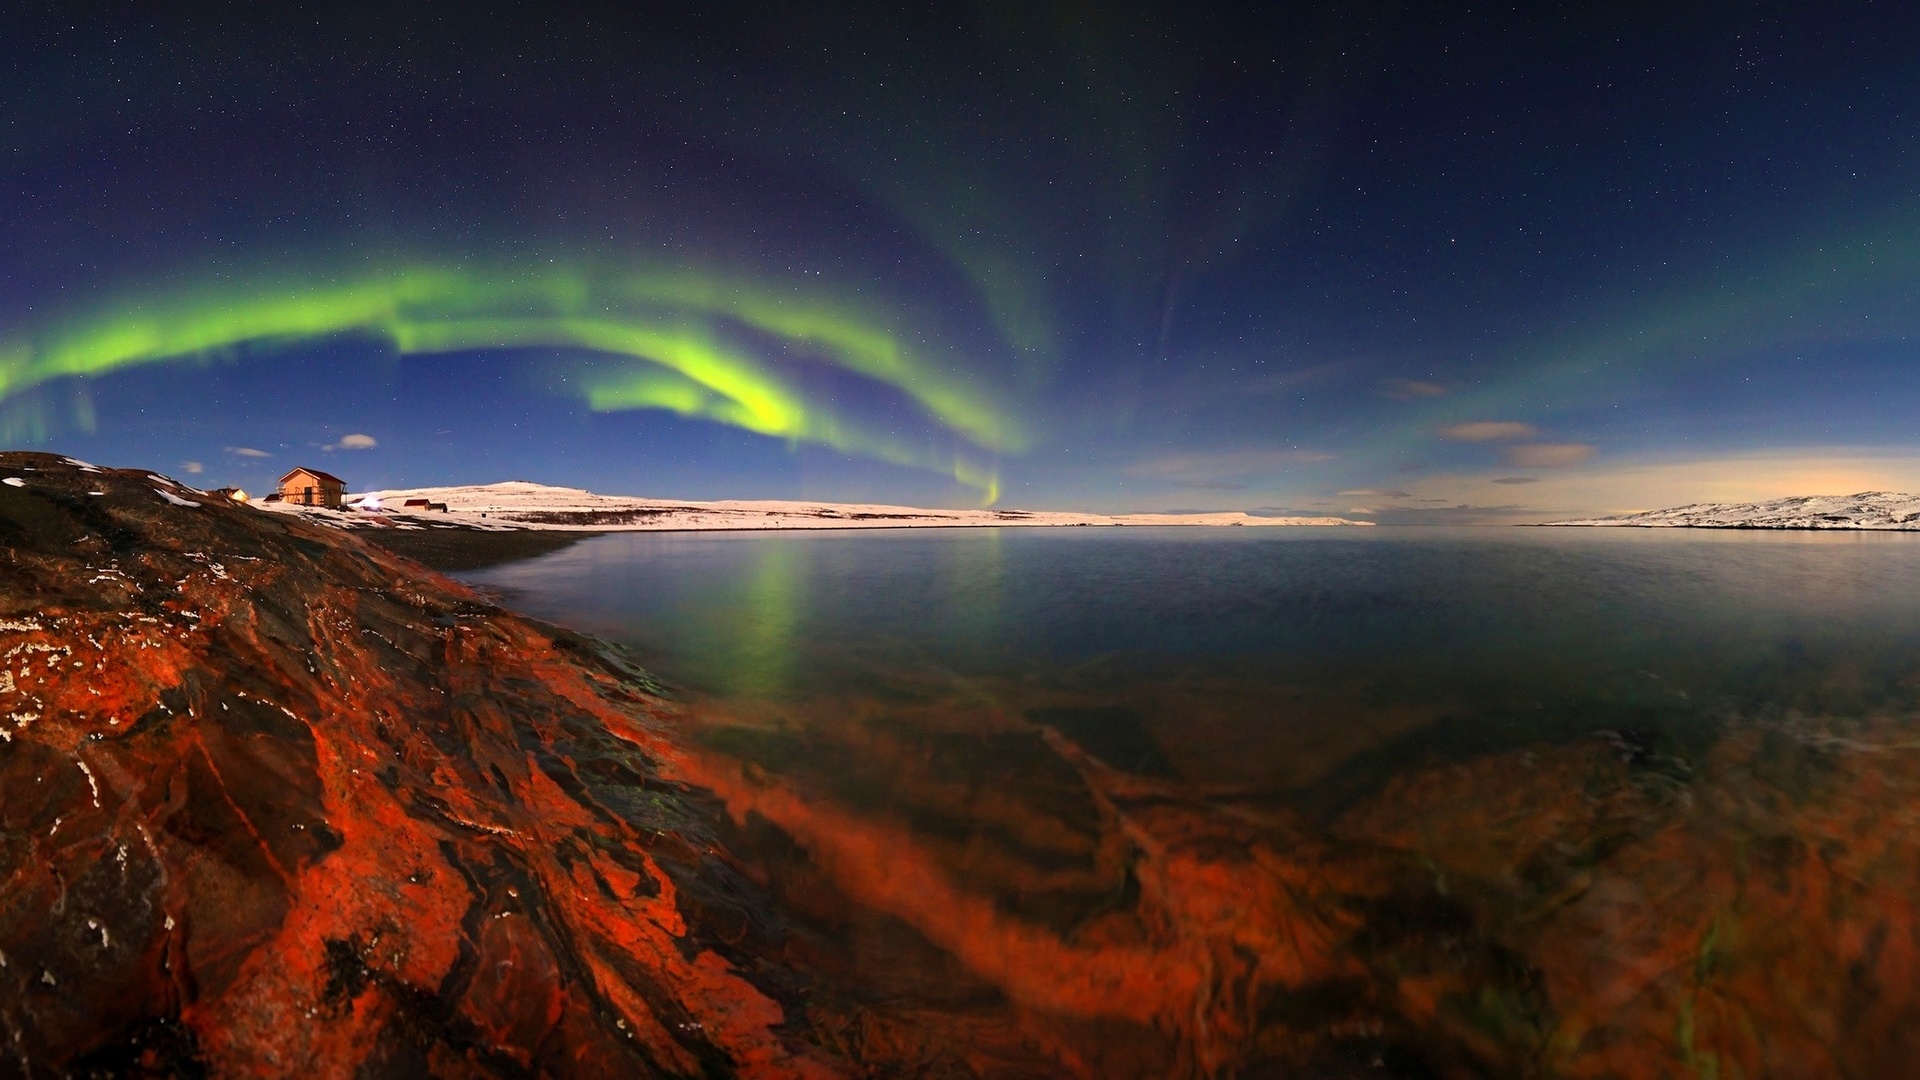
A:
[5,2,1920,518]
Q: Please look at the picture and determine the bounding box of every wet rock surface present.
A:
[0,453,836,1077]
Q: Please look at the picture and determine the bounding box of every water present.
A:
[464,527,1920,1075]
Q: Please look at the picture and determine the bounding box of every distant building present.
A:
[278,467,346,509]
[208,487,250,504]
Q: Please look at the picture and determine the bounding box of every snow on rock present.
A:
[1545,492,1920,530]
[301,481,1371,533]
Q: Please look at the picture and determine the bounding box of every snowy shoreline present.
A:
[258,480,1370,533]
[1541,492,1920,530]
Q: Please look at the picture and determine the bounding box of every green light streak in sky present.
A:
[1348,211,1920,475]
[0,263,1019,500]
[615,271,1027,452]
[1527,221,1920,396]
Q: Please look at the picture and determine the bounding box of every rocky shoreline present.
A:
[13,452,1920,1076]
[0,453,841,1075]
[352,526,588,572]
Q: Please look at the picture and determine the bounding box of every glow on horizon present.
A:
[1377,448,1920,520]
[0,262,1021,502]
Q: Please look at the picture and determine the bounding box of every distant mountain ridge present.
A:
[1545,492,1920,529]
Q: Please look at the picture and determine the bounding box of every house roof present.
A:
[278,467,345,486]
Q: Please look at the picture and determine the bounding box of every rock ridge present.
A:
[0,452,832,1077]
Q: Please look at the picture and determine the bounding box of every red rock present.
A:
[0,453,836,1076]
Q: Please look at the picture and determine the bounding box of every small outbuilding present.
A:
[278,467,346,509]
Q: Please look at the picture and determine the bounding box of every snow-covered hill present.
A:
[259,481,1368,532]
[1545,492,1920,530]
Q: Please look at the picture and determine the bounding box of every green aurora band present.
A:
[0,263,1022,502]
[1327,210,1920,476]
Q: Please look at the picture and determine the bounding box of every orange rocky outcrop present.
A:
[0,453,837,1076]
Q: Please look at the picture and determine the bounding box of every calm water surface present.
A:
[466,527,1920,1075]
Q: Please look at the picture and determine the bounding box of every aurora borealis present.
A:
[2,263,1021,499]
[6,3,1920,515]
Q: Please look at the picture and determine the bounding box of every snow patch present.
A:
[1,478,23,488]
[155,488,200,508]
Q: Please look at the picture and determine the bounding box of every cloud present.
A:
[1127,448,1336,486]
[1170,479,1249,491]
[1381,378,1447,400]
[1260,498,1531,524]
[181,461,204,475]
[224,446,272,458]
[1338,488,1411,498]
[1501,443,1596,468]
[1355,503,1532,525]
[324,433,378,451]
[1490,476,1540,485]
[1438,420,1540,442]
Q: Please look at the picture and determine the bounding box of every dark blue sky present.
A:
[4,2,1919,517]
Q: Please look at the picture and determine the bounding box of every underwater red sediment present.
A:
[667,677,1920,1075]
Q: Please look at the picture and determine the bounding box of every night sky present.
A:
[5,2,1920,519]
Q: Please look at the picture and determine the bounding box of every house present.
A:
[278,467,346,509]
